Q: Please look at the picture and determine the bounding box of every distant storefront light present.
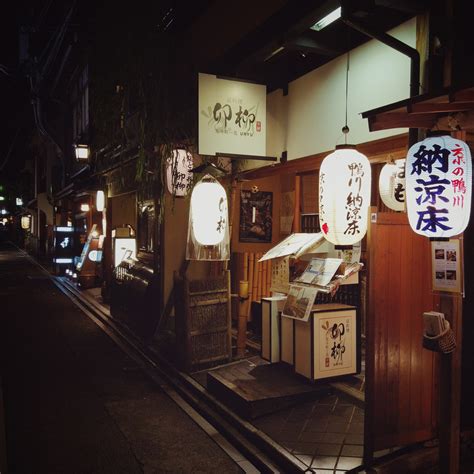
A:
[16,197,23,206]
[0,196,4,201]
[74,144,90,160]
[80,203,90,212]
[21,216,31,229]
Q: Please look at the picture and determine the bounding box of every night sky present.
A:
[0,1,34,180]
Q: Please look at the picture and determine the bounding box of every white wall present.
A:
[264,17,416,164]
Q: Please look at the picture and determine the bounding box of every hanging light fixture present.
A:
[190,174,227,245]
[166,149,193,197]
[406,134,472,238]
[74,144,90,160]
[319,145,371,245]
[186,174,230,260]
[96,190,105,212]
[21,215,31,230]
[319,43,371,246]
[379,159,406,211]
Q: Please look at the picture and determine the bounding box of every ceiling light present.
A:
[310,7,341,32]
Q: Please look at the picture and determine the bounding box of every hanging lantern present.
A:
[166,149,193,197]
[190,174,227,245]
[21,215,31,230]
[96,190,105,212]
[186,174,230,260]
[319,145,371,245]
[379,159,406,211]
[406,135,472,238]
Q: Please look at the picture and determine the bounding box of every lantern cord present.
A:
[343,48,350,144]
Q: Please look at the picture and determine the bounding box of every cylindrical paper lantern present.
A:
[319,145,371,245]
[190,174,228,245]
[406,135,472,238]
[96,190,105,212]
[379,159,406,211]
[166,149,193,197]
[21,215,31,230]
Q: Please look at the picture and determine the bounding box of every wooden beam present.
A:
[450,88,474,103]
[216,152,278,162]
[408,102,474,114]
[369,113,436,131]
[238,134,409,180]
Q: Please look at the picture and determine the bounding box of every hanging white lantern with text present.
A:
[186,174,230,260]
[406,135,472,238]
[96,190,105,212]
[379,159,406,211]
[319,145,371,246]
[166,149,193,197]
[21,215,31,230]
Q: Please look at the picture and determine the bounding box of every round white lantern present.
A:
[21,215,31,230]
[379,159,406,211]
[190,174,228,246]
[406,135,472,238]
[166,149,193,197]
[96,190,105,212]
[319,145,371,245]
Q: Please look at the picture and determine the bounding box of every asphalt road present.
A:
[0,242,244,474]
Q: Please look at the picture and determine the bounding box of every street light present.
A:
[74,144,90,161]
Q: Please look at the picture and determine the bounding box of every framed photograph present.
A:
[239,190,273,243]
[431,239,462,293]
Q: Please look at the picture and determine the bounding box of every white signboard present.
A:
[198,73,266,157]
[315,311,357,379]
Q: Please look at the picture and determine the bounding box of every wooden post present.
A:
[237,253,249,357]
[247,253,255,321]
[262,260,268,298]
[257,254,263,302]
[437,128,464,474]
[293,175,301,232]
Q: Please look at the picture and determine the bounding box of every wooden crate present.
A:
[174,271,232,372]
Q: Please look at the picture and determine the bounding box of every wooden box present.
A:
[261,296,286,363]
[280,315,294,365]
[294,304,357,381]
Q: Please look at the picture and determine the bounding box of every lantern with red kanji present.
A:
[406,135,472,238]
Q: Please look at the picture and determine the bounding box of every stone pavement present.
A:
[0,242,244,474]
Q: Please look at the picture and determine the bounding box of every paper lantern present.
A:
[319,145,371,245]
[21,216,31,230]
[166,149,193,197]
[406,135,472,238]
[96,190,105,212]
[379,159,406,211]
[190,174,228,246]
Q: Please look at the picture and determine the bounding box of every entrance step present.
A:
[207,358,331,419]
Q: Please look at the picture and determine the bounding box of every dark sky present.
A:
[0,1,36,180]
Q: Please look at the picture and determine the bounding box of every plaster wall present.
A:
[255,17,416,170]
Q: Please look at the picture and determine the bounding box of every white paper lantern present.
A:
[379,159,406,211]
[406,135,472,238]
[190,174,228,245]
[319,145,371,245]
[166,149,193,197]
[21,215,31,230]
[96,190,105,212]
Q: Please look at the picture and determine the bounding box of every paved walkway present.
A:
[0,243,244,474]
